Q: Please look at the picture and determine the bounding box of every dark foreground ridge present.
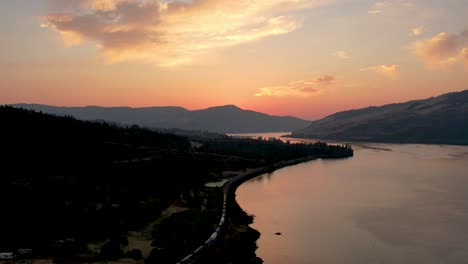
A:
[0,105,352,264]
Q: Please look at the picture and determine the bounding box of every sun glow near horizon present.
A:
[0,0,467,119]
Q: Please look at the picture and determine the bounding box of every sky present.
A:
[0,0,467,119]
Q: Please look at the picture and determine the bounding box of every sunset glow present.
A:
[1,0,467,119]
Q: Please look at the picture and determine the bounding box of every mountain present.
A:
[11,104,311,133]
[292,90,468,145]
[0,106,350,262]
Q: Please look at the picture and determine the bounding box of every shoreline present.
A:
[216,153,352,263]
[220,156,321,263]
[175,155,320,264]
[283,134,468,147]
[223,155,319,195]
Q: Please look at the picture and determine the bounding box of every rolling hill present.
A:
[292,90,468,145]
[12,104,310,133]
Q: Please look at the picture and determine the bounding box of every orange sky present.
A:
[1,0,467,119]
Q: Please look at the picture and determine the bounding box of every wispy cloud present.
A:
[410,29,468,68]
[367,10,382,14]
[42,0,331,66]
[368,0,414,14]
[315,75,336,86]
[361,64,398,79]
[334,50,349,59]
[409,26,424,37]
[368,1,391,14]
[461,48,468,68]
[255,75,336,97]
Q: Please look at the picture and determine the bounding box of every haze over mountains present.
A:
[292,90,468,145]
[12,104,311,134]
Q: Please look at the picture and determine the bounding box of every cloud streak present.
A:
[461,48,468,68]
[335,50,349,59]
[42,0,330,66]
[409,27,424,37]
[255,75,335,97]
[368,1,390,14]
[361,64,398,79]
[368,1,414,14]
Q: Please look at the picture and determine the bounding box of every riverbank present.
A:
[224,155,319,194]
[234,143,468,264]
[0,109,353,264]
[284,133,468,146]
[193,155,325,263]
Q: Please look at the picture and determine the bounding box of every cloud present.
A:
[361,64,398,79]
[368,0,414,14]
[409,27,424,37]
[255,75,335,97]
[410,30,468,68]
[335,50,349,59]
[461,48,468,68]
[42,0,331,66]
[315,75,336,86]
[368,1,391,14]
[400,1,415,8]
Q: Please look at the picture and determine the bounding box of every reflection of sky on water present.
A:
[231,132,468,161]
[236,139,468,264]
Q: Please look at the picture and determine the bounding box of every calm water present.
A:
[236,141,468,264]
[229,132,315,144]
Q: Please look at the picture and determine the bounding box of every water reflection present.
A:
[236,142,468,264]
[252,172,275,183]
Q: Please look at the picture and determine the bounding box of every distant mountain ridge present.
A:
[12,104,311,133]
[292,90,468,145]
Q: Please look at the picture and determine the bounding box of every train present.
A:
[176,194,228,264]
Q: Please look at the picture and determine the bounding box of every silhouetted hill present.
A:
[0,106,350,263]
[12,104,310,133]
[292,90,468,145]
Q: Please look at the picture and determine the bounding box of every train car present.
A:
[205,237,213,246]
[0,253,15,261]
[215,227,222,237]
[210,231,218,241]
[178,253,193,263]
[194,245,204,254]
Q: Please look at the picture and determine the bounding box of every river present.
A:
[233,133,468,264]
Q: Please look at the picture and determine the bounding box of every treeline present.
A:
[0,107,194,255]
[0,106,352,263]
[0,106,261,261]
[198,138,353,163]
[1,105,190,174]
